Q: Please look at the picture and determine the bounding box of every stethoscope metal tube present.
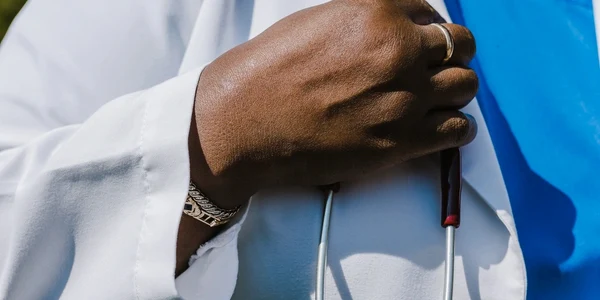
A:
[443,225,456,300]
[316,188,335,300]
[315,148,462,300]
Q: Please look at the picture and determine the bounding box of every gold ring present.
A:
[430,23,454,65]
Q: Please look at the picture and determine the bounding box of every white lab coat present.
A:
[6,0,591,299]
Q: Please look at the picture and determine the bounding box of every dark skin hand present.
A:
[175,0,478,276]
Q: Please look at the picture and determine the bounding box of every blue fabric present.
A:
[444,0,600,299]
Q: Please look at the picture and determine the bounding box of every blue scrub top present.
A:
[445,0,600,299]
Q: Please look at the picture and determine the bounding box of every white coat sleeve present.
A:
[0,1,245,299]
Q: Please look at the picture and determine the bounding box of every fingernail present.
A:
[465,113,478,138]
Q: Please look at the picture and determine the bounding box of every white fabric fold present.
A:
[0,68,246,299]
[176,204,250,300]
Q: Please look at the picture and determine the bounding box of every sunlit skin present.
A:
[176,0,477,276]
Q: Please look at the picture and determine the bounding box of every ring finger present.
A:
[420,23,476,67]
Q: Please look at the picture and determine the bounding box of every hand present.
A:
[190,0,478,207]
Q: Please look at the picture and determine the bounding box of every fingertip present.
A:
[440,112,478,147]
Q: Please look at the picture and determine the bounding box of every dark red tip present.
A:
[443,215,460,227]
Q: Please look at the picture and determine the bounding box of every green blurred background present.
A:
[0,0,27,41]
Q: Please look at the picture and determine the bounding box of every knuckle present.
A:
[464,26,476,44]
[361,4,395,30]
[358,15,418,76]
[408,1,440,24]
[456,25,475,43]
[458,26,477,57]
[356,9,393,46]
[341,2,422,78]
[465,29,477,56]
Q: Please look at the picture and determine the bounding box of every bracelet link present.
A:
[183,181,241,227]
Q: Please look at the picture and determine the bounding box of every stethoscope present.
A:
[315,148,462,300]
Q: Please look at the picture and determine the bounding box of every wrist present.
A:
[188,113,258,209]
